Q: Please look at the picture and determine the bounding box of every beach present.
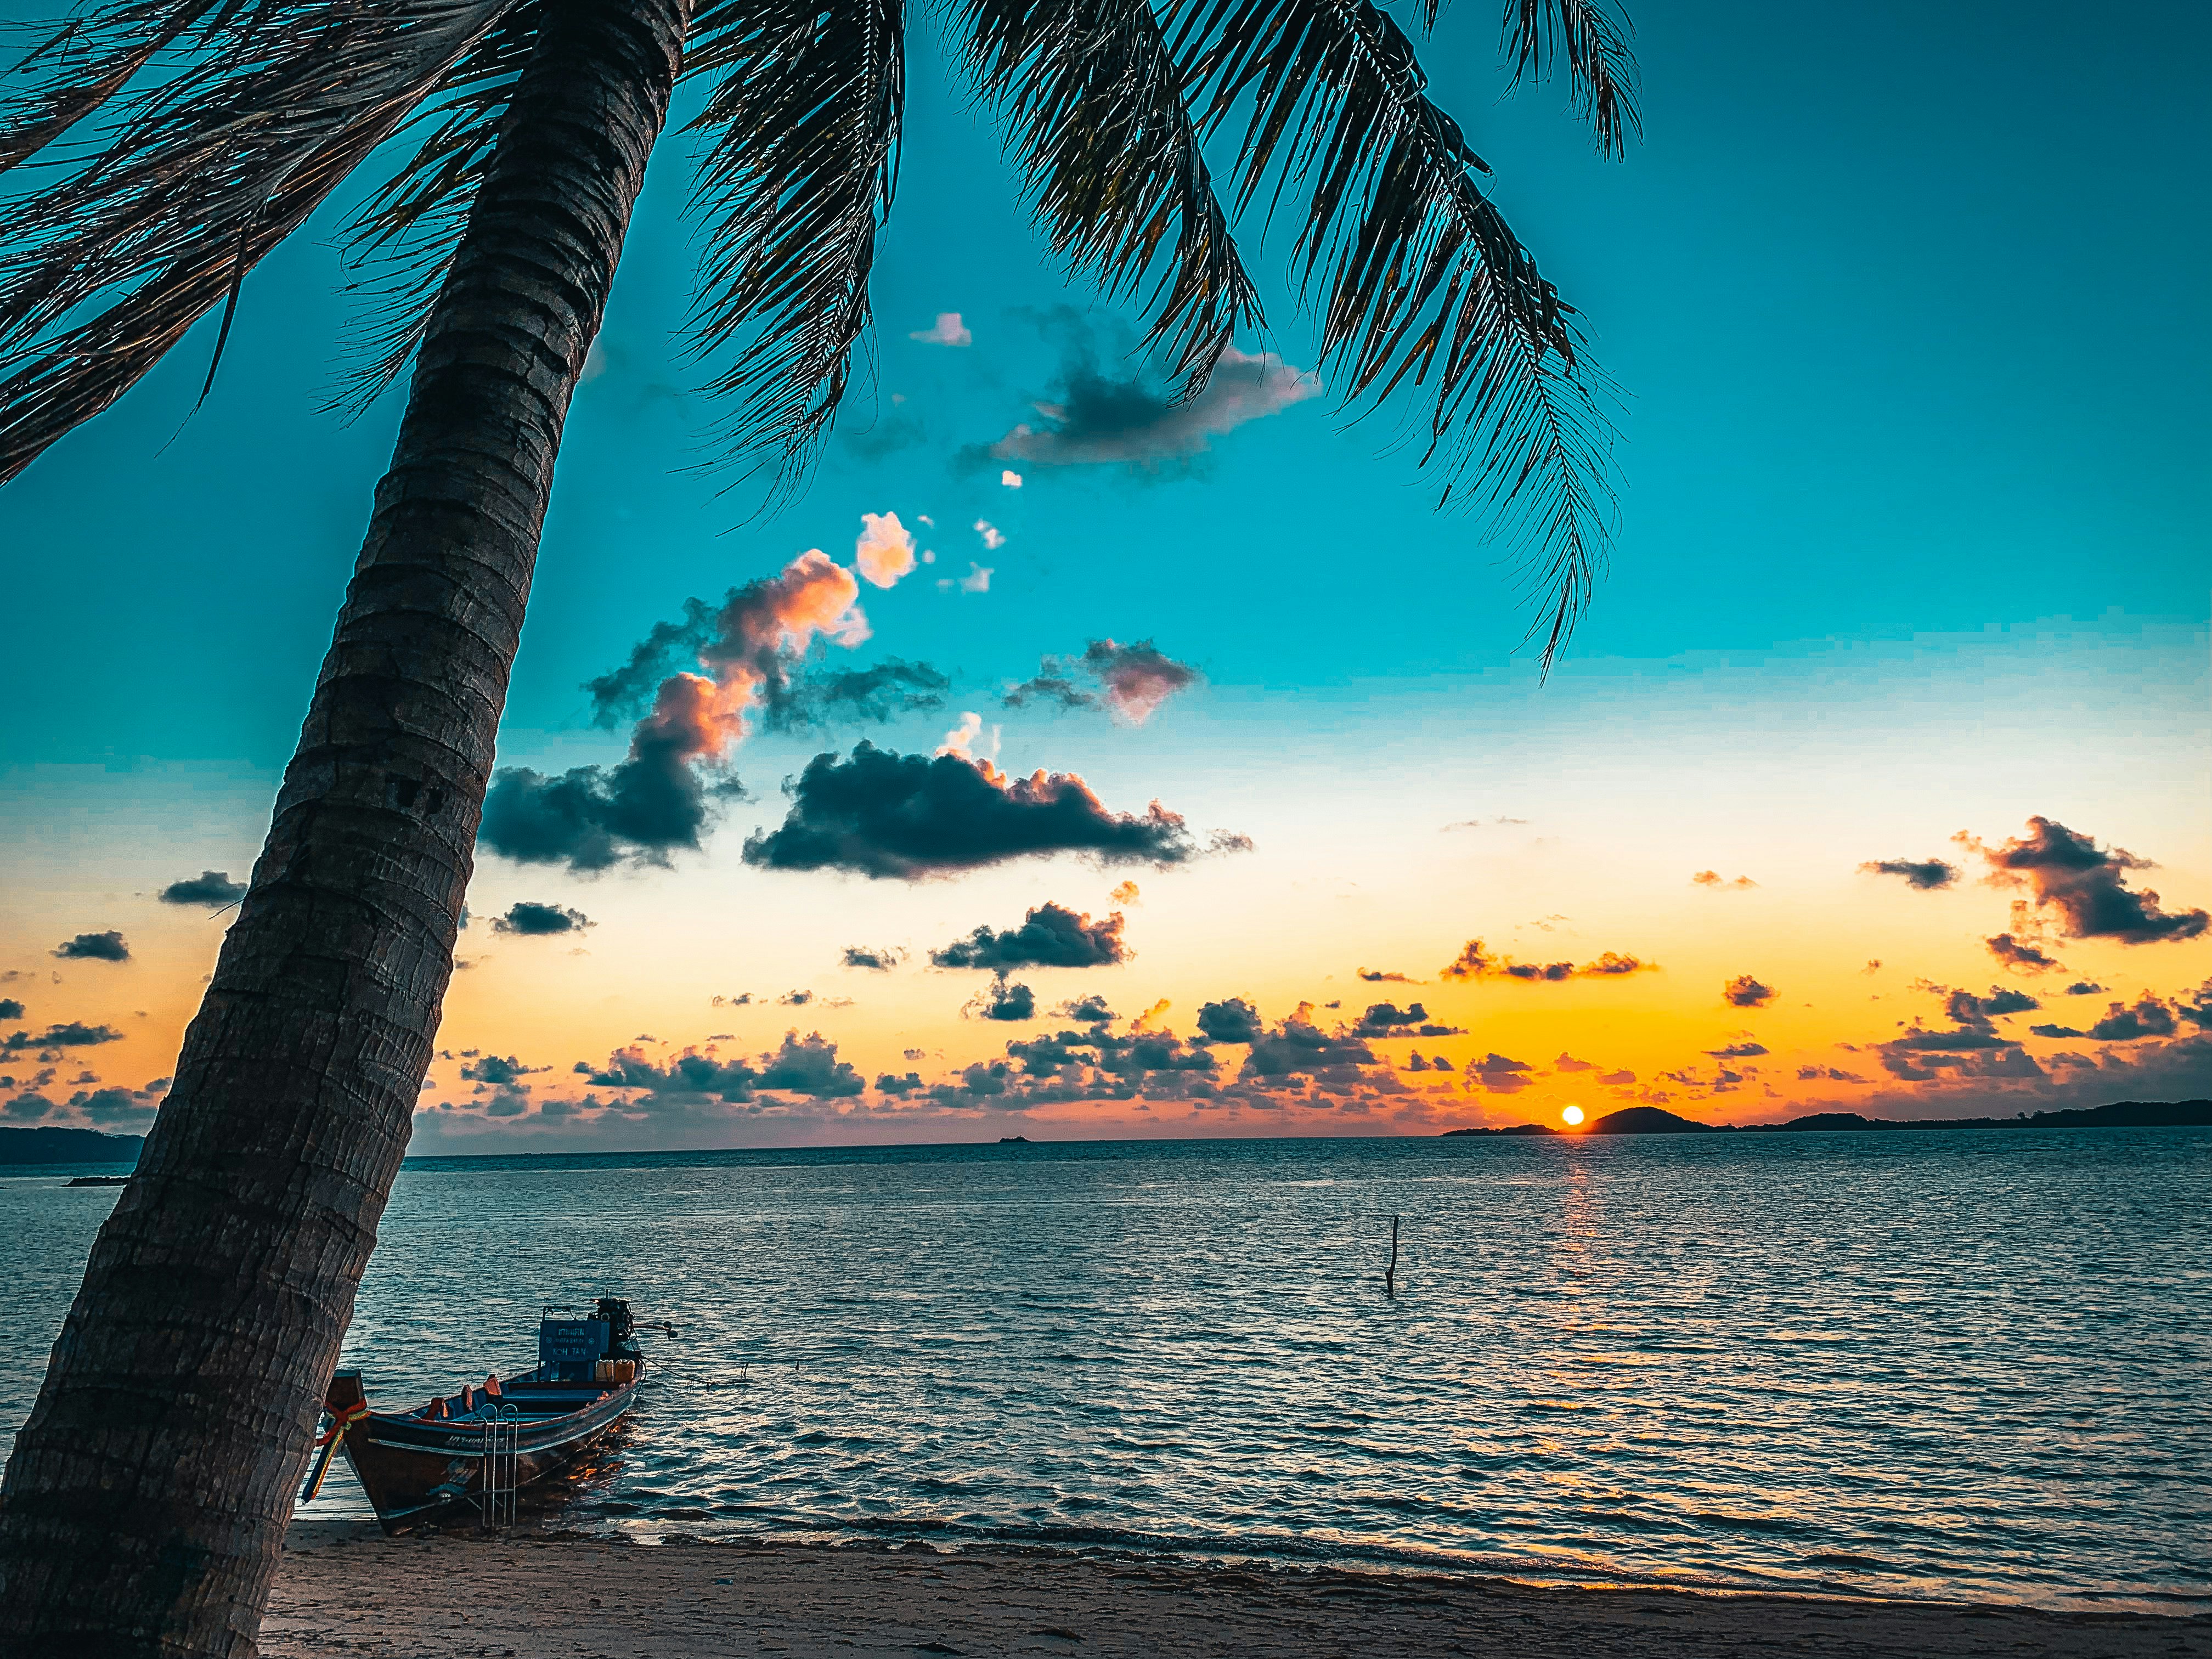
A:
[264,1528,2210,1658]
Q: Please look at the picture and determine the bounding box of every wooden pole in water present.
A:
[1385,1214,1400,1297]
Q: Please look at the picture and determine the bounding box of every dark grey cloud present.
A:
[761,659,951,733]
[1859,857,1959,891]
[2086,997,2177,1042]
[1055,994,1116,1024]
[490,901,592,936]
[159,871,247,906]
[1003,640,1200,724]
[1968,816,2208,944]
[1243,1009,1377,1079]
[975,978,1036,1022]
[1468,1053,1536,1093]
[1706,1042,1769,1058]
[1722,974,1776,1008]
[0,999,22,1020]
[479,727,722,874]
[2029,1024,2084,1039]
[3,1022,125,1052]
[1351,1001,1463,1037]
[976,322,1318,473]
[1358,969,1418,984]
[2064,981,2106,996]
[1553,1053,1597,1072]
[1440,939,1655,981]
[459,1054,548,1085]
[875,1070,926,1094]
[1943,986,2039,1025]
[930,902,1129,970]
[580,1030,864,1102]
[1003,1024,1216,1085]
[840,945,906,971]
[757,1031,868,1096]
[1985,932,2063,973]
[743,743,1237,879]
[1195,997,1263,1045]
[53,931,129,962]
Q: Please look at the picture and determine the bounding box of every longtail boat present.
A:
[303,1295,672,1531]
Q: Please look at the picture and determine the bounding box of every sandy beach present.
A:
[263,1527,2210,1658]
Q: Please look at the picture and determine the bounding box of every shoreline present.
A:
[266,1527,2211,1658]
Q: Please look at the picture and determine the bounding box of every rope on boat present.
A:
[300,1401,371,1503]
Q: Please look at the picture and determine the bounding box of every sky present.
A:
[1,0,2206,1150]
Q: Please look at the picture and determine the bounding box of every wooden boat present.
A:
[303,1296,670,1531]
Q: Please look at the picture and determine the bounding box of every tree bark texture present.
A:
[0,0,687,1650]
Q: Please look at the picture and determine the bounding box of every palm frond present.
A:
[956,0,1259,390]
[1,0,222,173]
[1502,0,1638,158]
[328,0,544,411]
[1174,0,1617,667]
[681,0,902,494]
[0,0,524,483]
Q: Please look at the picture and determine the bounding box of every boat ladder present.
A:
[477,1403,520,1532]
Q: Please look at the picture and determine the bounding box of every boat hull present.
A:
[325,1370,636,1531]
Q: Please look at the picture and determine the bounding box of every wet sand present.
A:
[264,1526,2210,1658]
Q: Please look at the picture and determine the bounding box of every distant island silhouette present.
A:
[0,1126,144,1166]
[1444,1098,2212,1137]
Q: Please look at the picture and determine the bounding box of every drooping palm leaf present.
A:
[681,0,903,493]
[0,0,523,483]
[1173,0,1617,665]
[956,0,1259,390]
[329,0,545,410]
[0,0,222,172]
[1500,0,1638,159]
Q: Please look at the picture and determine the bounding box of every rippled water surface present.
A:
[7,1131,2209,1608]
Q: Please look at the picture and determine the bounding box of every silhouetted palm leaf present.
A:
[957,0,1259,388]
[1175,0,1616,664]
[682,0,904,493]
[1501,0,1638,159]
[0,0,523,482]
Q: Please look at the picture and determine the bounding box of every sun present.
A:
[1562,1105,1586,1127]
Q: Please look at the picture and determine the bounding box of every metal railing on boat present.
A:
[477,1403,520,1532]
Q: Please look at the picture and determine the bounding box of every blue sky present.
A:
[2,0,2206,1146]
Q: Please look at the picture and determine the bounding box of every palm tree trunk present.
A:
[0,0,688,1649]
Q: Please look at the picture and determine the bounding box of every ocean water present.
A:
[5,1130,2208,1610]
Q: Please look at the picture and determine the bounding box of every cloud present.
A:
[1056,994,1115,1024]
[763,660,952,732]
[940,560,995,594]
[1859,857,1959,891]
[1706,1042,1769,1058]
[1000,470,1022,488]
[2064,981,2106,996]
[1965,816,2208,943]
[840,945,906,971]
[910,311,972,347]
[1438,939,1655,981]
[1553,1053,1596,1072]
[0,1000,21,1021]
[1596,1068,1635,1086]
[985,343,1319,471]
[931,902,1130,970]
[2086,997,2177,1042]
[1109,881,1141,906]
[1986,932,2064,974]
[460,1054,548,1085]
[742,742,1241,879]
[1722,974,1775,1008]
[1004,640,1201,725]
[1357,969,1417,983]
[1243,1007,1378,1078]
[485,549,883,872]
[490,901,591,936]
[853,512,918,589]
[159,871,246,906]
[1943,986,2038,1024]
[1351,1001,1462,1037]
[2029,1024,2083,1040]
[758,1031,870,1096]
[1691,871,1758,890]
[973,977,1036,1022]
[583,1030,865,1103]
[3,1022,125,1053]
[1468,1053,1536,1093]
[1195,997,1263,1046]
[53,932,129,962]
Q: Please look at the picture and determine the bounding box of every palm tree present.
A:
[0,0,1632,1645]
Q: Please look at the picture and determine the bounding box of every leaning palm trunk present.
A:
[0,0,687,1647]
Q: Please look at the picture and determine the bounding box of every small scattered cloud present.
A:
[159,871,247,907]
[1004,640,1200,725]
[840,945,906,972]
[1706,1042,1769,1058]
[973,521,1005,551]
[490,901,592,936]
[1357,969,1417,984]
[853,512,918,589]
[932,902,1129,970]
[3,1022,125,1053]
[1722,974,1776,1009]
[1691,871,1758,890]
[1859,857,1959,891]
[2086,997,2177,1042]
[2064,981,2106,996]
[909,311,972,347]
[53,932,129,962]
[1351,1001,1462,1037]
[1195,997,1263,1046]
[1467,1053,1536,1093]
[1987,932,2064,974]
[1109,881,1141,906]
[1000,470,1023,488]
[0,1000,22,1021]
[940,560,994,593]
[971,977,1037,1022]
[1439,939,1655,981]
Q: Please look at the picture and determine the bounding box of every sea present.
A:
[5,1130,2208,1611]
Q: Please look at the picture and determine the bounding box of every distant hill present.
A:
[1444,1099,2210,1139]
[0,1126,145,1166]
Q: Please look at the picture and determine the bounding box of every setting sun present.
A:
[1562,1105,1586,1127]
